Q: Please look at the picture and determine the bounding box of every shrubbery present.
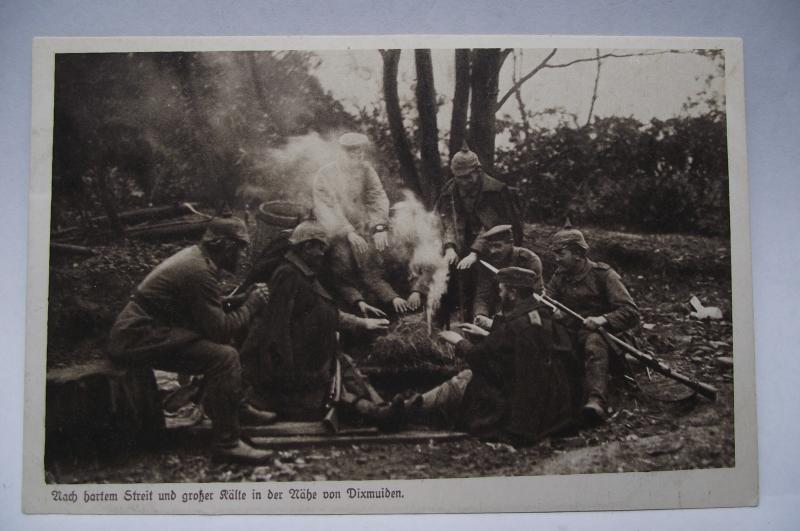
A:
[495,110,729,236]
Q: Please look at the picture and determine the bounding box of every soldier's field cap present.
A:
[481,224,513,242]
[497,266,539,289]
[202,216,250,244]
[338,132,369,148]
[289,221,329,248]
[450,143,481,176]
[550,228,589,251]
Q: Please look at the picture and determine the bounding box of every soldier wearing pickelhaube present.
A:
[546,226,640,422]
[434,143,523,321]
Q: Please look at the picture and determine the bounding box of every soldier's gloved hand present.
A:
[392,297,410,314]
[438,330,464,345]
[457,251,478,270]
[473,314,493,330]
[583,315,608,330]
[458,322,490,338]
[347,231,369,256]
[373,231,389,252]
[444,247,459,266]
[358,300,387,318]
[362,318,390,331]
[407,291,422,311]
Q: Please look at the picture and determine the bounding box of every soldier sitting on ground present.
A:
[546,226,641,423]
[404,267,574,445]
[108,216,277,463]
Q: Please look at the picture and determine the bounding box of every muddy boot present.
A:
[213,439,274,464]
[582,395,607,425]
[239,403,278,426]
[357,397,406,432]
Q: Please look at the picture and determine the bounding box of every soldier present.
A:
[435,144,523,322]
[546,227,640,422]
[108,216,277,463]
[240,221,406,428]
[416,267,574,444]
[471,224,543,329]
[313,132,410,316]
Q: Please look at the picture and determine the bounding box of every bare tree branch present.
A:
[511,50,531,136]
[585,49,602,127]
[496,48,558,111]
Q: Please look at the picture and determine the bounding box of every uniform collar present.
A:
[504,296,541,321]
[285,250,334,301]
[556,258,594,282]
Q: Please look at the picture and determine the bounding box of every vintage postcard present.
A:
[24,35,756,514]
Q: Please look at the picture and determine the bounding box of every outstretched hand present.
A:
[363,318,390,331]
[373,231,389,252]
[457,251,478,270]
[392,297,410,314]
[347,231,369,255]
[407,292,422,311]
[444,248,459,266]
[459,322,489,337]
[358,301,387,318]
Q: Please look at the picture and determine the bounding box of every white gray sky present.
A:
[313,48,723,131]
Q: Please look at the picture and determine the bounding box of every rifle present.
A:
[478,260,718,402]
[322,356,343,434]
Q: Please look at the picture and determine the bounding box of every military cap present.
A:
[481,224,514,242]
[202,216,250,244]
[338,132,369,148]
[289,221,329,248]
[550,228,589,252]
[450,143,481,176]
[497,266,539,289]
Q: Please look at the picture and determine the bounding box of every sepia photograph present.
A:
[24,35,755,514]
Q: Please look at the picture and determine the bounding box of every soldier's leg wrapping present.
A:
[582,332,610,403]
[148,340,243,448]
[412,369,473,424]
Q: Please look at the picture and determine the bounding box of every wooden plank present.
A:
[178,419,379,437]
[249,430,468,449]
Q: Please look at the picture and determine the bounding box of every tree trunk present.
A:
[449,49,471,163]
[381,49,424,200]
[414,49,444,206]
[468,49,508,172]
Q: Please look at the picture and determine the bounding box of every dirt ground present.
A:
[45,222,735,483]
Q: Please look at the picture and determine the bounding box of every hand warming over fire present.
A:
[372,230,389,252]
[457,251,478,270]
[358,300,387,318]
[407,291,422,311]
[392,297,411,314]
[348,231,369,255]
[473,314,493,330]
[444,247,458,266]
[362,317,390,331]
[458,322,490,338]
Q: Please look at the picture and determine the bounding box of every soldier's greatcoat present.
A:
[435,172,523,255]
[240,250,381,420]
[455,298,574,442]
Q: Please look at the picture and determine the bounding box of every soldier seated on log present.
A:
[108,216,279,464]
[405,267,575,445]
[239,221,408,430]
[546,226,641,423]
[470,224,544,330]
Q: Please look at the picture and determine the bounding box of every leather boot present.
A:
[239,402,278,426]
[582,395,607,424]
[213,439,274,464]
[358,396,406,432]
